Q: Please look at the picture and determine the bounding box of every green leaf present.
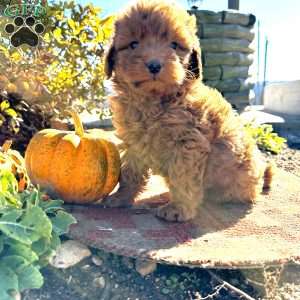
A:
[0,221,31,244]
[0,255,43,292]
[1,255,29,273]
[51,210,77,235]
[20,206,52,242]
[22,189,41,208]
[18,264,44,291]
[50,231,61,250]
[39,199,64,213]
[0,209,23,222]
[6,239,39,264]
[35,232,61,267]
[0,265,18,300]
[32,236,53,257]
[0,206,52,244]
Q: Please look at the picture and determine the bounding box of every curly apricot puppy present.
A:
[103,0,273,222]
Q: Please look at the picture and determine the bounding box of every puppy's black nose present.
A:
[146,60,162,74]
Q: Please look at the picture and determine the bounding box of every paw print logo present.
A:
[5,16,45,47]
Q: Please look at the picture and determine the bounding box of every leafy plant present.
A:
[0,169,76,300]
[0,1,114,117]
[244,123,286,154]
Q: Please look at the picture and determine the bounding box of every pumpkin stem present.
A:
[69,109,84,137]
[2,140,12,152]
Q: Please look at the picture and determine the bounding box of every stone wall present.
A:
[190,9,256,111]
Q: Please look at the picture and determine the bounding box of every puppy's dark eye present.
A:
[129,41,139,49]
[170,42,178,50]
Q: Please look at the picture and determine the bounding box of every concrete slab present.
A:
[264,81,300,116]
[241,106,285,125]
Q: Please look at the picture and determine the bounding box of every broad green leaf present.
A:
[6,239,39,264]
[0,209,23,222]
[0,221,32,244]
[51,210,77,235]
[0,206,52,244]
[39,199,64,213]
[0,255,43,291]
[1,255,29,273]
[20,206,52,242]
[0,265,18,300]
[32,237,50,256]
[18,264,44,291]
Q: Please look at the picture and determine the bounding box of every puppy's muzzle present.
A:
[146,60,162,74]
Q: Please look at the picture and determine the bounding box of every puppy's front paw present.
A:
[156,202,196,222]
[101,192,134,208]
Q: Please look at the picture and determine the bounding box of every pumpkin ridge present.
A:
[28,131,66,186]
[47,133,78,200]
[93,139,109,200]
[99,139,121,196]
[43,133,68,183]
[27,134,44,184]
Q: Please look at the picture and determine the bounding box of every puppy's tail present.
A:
[263,161,275,191]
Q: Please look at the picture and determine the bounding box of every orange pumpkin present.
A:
[25,110,120,203]
[0,140,29,192]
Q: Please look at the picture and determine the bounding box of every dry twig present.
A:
[207,270,256,300]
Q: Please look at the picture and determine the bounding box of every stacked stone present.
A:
[190,10,256,111]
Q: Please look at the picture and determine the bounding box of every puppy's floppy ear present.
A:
[188,47,202,80]
[104,44,116,78]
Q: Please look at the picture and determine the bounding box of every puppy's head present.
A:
[105,0,202,96]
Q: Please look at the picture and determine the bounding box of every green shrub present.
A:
[244,123,286,154]
[0,169,76,300]
[0,1,114,117]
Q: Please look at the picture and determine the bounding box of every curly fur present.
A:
[103,0,273,222]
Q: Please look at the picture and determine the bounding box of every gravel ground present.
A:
[23,145,300,300]
[267,145,300,177]
[23,249,259,300]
